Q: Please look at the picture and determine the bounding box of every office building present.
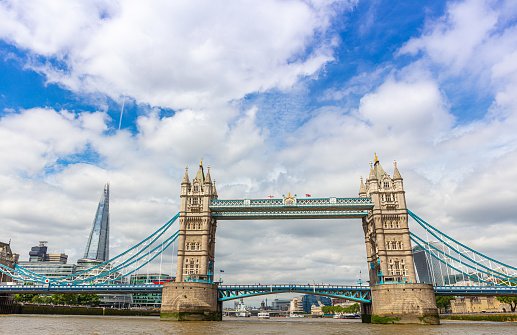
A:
[413,243,446,286]
[84,183,110,261]
[302,294,331,313]
[130,273,174,308]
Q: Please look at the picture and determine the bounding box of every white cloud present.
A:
[400,0,498,74]
[0,0,345,110]
[0,108,106,176]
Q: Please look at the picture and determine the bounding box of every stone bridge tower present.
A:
[359,155,439,325]
[176,160,218,283]
[0,241,19,314]
[161,160,222,321]
[359,155,416,285]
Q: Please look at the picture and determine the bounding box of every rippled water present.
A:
[0,315,514,335]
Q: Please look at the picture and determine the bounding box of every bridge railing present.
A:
[209,197,373,210]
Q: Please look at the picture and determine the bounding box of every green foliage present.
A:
[51,293,78,305]
[31,295,53,304]
[371,315,401,324]
[321,303,360,314]
[435,296,455,310]
[77,294,100,307]
[14,283,38,302]
[15,292,101,307]
[14,293,37,302]
[496,279,517,312]
[496,296,517,312]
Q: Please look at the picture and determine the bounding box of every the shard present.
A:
[83,183,110,261]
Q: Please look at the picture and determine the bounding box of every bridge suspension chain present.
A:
[0,213,180,285]
[408,210,517,286]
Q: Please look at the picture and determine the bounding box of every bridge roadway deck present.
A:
[2,284,517,299]
[209,197,374,220]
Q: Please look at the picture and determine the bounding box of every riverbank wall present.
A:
[3,303,159,316]
[441,314,517,322]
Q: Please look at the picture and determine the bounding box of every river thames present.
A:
[0,315,514,334]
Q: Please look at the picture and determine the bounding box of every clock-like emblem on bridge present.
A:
[283,192,296,206]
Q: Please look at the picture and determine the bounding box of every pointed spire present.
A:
[373,154,387,180]
[194,159,205,184]
[369,161,376,180]
[213,179,218,196]
[359,176,367,196]
[393,160,402,180]
[182,166,190,184]
[205,165,212,183]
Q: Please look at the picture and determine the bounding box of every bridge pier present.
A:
[366,283,439,324]
[160,282,222,321]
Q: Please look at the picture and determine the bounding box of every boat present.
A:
[334,313,361,319]
[258,312,270,319]
[236,301,251,317]
[289,314,304,318]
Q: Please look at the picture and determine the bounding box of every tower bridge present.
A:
[2,156,517,324]
[158,156,438,323]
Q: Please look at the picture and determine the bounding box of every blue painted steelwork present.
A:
[408,210,517,286]
[410,233,514,285]
[0,214,180,284]
[217,284,372,303]
[0,284,163,294]
[408,210,517,273]
[212,210,370,220]
[410,234,500,286]
[210,197,373,220]
[434,286,517,296]
[2,283,517,298]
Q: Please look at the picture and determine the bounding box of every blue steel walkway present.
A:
[2,284,517,302]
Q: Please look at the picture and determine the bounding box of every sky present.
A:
[1,0,517,305]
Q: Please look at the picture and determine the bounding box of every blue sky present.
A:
[1,0,517,298]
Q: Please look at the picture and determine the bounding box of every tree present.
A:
[344,303,360,313]
[496,279,517,312]
[14,283,37,302]
[51,294,78,305]
[77,294,100,307]
[14,293,37,302]
[497,296,517,312]
[322,304,360,314]
[436,296,455,312]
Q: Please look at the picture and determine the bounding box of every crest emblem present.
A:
[283,192,296,206]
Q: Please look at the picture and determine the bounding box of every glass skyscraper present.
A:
[84,183,110,261]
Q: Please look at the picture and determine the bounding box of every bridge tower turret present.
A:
[162,160,221,321]
[360,155,438,325]
[176,160,218,283]
[361,155,416,285]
